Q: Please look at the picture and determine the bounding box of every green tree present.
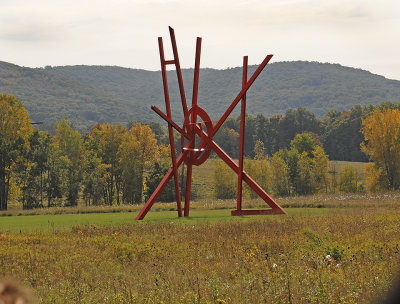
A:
[271,132,330,196]
[53,119,83,206]
[87,123,126,205]
[322,106,366,162]
[290,132,318,156]
[46,143,69,207]
[0,95,33,210]
[145,145,181,202]
[14,130,52,209]
[82,149,109,206]
[213,126,240,158]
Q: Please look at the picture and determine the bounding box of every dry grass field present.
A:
[1,193,399,303]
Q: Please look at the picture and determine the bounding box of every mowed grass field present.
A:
[1,193,400,303]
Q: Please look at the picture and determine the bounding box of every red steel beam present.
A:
[192,37,202,108]
[151,105,189,139]
[158,37,183,217]
[184,37,202,217]
[135,151,187,220]
[193,125,286,214]
[169,26,189,117]
[237,56,248,211]
[212,54,273,135]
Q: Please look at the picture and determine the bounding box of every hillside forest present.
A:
[2,93,400,211]
[1,60,400,132]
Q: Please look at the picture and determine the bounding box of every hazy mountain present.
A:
[1,60,399,131]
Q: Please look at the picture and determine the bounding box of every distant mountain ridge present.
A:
[1,60,400,131]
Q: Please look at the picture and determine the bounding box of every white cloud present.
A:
[0,0,399,79]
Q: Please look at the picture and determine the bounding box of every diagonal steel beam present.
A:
[193,125,286,214]
[212,54,273,135]
[151,105,190,139]
[135,150,188,220]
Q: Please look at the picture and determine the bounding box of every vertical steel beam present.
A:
[158,37,183,217]
[237,56,248,211]
[192,37,202,108]
[184,37,202,217]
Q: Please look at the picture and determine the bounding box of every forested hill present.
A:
[0,61,151,131]
[1,60,400,131]
[42,61,400,120]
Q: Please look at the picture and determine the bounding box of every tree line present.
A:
[1,94,175,210]
[214,105,400,198]
[2,93,400,211]
[213,102,400,162]
[214,133,331,198]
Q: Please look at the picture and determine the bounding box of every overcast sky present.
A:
[1,0,399,80]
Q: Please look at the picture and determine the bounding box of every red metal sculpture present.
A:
[136,27,286,220]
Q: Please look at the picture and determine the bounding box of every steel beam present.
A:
[237,56,248,211]
[158,37,183,217]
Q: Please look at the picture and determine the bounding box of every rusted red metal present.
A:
[135,27,286,220]
[157,37,182,217]
[237,56,248,211]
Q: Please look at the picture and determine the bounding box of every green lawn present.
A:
[0,207,330,232]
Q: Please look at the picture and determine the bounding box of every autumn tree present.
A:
[244,140,272,198]
[120,123,158,203]
[339,165,364,193]
[213,159,236,199]
[313,146,331,193]
[0,95,33,210]
[361,108,400,190]
[270,152,291,196]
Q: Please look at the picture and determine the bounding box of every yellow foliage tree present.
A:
[361,108,400,190]
[119,123,158,203]
[0,94,33,210]
[213,159,236,199]
[245,140,272,198]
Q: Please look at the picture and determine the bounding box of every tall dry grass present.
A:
[0,204,399,303]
